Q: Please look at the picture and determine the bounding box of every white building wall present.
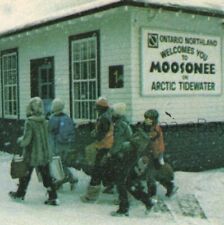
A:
[130,7,224,124]
[19,30,71,118]
[0,57,2,118]
[0,6,133,120]
[1,6,223,124]
[99,7,132,120]
[0,56,1,118]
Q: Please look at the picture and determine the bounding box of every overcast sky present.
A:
[0,0,92,33]
[0,0,224,34]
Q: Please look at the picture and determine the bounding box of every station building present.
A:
[0,0,224,170]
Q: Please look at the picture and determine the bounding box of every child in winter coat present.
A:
[142,109,178,198]
[81,97,114,202]
[101,103,133,193]
[9,97,59,205]
[48,98,78,190]
[110,103,155,216]
[143,109,165,168]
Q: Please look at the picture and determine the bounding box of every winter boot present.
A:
[145,199,155,214]
[81,185,101,203]
[147,182,157,197]
[111,197,129,216]
[111,208,129,217]
[70,177,78,191]
[9,191,25,201]
[102,185,114,194]
[44,198,60,206]
[44,188,60,206]
[56,168,78,191]
[165,181,178,197]
[9,176,29,201]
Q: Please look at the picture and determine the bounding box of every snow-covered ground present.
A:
[1,151,224,225]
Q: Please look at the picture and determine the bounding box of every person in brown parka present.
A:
[81,97,114,202]
[9,97,59,205]
[142,109,178,198]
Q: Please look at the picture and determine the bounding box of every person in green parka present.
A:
[109,103,154,216]
[102,102,133,192]
[9,97,59,206]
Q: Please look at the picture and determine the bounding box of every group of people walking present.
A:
[80,97,177,216]
[9,97,77,205]
[9,96,178,216]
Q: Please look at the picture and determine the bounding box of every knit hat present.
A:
[96,97,109,108]
[51,98,65,114]
[144,109,159,124]
[144,109,159,120]
[112,103,127,116]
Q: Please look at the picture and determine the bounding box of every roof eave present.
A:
[0,0,223,39]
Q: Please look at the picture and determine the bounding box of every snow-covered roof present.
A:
[0,0,224,38]
[137,0,224,11]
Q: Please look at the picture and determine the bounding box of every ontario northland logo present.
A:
[148,33,158,48]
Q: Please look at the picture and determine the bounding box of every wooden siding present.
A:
[130,7,224,124]
[0,6,223,123]
[0,6,133,121]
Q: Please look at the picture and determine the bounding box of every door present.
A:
[30,57,54,115]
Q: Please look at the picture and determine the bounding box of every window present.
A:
[109,65,124,88]
[38,64,54,99]
[70,31,99,120]
[1,49,18,118]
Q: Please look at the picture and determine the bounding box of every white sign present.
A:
[141,29,221,95]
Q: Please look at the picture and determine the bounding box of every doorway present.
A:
[30,57,54,115]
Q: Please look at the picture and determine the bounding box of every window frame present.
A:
[1,48,19,119]
[69,30,100,121]
[38,63,54,100]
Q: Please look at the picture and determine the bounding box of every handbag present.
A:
[10,155,28,179]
